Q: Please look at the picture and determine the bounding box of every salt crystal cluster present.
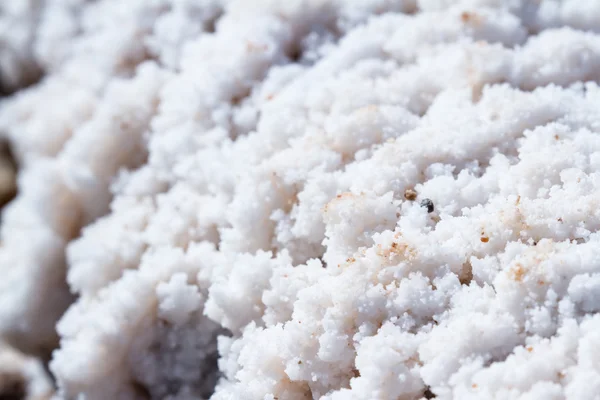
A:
[2,0,600,399]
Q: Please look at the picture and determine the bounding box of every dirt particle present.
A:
[460,11,483,26]
[509,263,525,282]
[459,261,473,285]
[404,188,417,201]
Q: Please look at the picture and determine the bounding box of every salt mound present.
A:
[2,1,600,399]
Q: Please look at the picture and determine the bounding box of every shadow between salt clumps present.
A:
[127,315,230,400]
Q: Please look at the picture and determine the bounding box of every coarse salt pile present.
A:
[2,0,600,399]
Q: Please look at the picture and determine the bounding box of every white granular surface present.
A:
[2,1,600,399]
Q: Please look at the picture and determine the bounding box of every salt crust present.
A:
[2,0,600,399]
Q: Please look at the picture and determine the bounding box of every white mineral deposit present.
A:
[1,1,600,399]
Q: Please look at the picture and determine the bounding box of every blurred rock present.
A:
[0,342,53,400]
[0,140,17,210]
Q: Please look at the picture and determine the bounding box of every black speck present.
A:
[420,198,434,213]
[423,386,436,399]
